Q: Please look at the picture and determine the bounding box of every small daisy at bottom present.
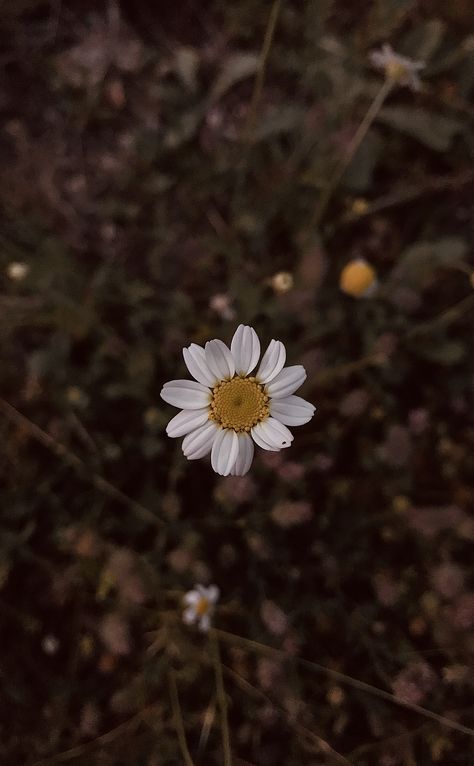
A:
[182,585,219,632]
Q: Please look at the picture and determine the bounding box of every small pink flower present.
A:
[431,563,464,600]
[271,501,313,527]
[392,662,436,705]
[261,600,288,636]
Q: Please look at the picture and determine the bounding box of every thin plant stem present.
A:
[405,291,474,338]
[338,168,474,226]
[224,664,353,766]
[233,0,283,211]
[210,631,233,766]
[243,0,283,145]
[310,77,393,229]
[0,397,163,529]
[168,670,196,766]
[214,628,474,738]
[32,703,161,765]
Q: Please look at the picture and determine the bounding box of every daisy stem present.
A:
[210,631,233,766]
[310,77,393,230]
[168,669,196,766]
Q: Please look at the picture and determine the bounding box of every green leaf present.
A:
[392,237,468,282]
[376,107,463,152]
[343,129,382,192]
[366,0,415,42]
[174,47,200,93]
[400,19,446,62]
[251,105,305,142]
[209,52,259,102]
[410,336,465,365]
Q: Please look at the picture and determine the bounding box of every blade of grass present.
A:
[210,630,233,766]
[232,0,283,212]
[32,703,161,765]
[214,629,474,738]
[0,397,163,528]
[168,669,196,766]
[224,664,354,766]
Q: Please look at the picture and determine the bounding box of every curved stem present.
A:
[310,78,393,230]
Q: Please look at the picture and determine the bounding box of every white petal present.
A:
[256,339,286,383]
[204,585,219,603]
[230,324,261,376]
[205,339,235,380]
[182,422,218,459]
[183,344,217,387]
[211,429,239,476]
[266,365,307,399]
[230,433,254,476]
[270,395,316,426]
[183,606,196,624]
[198,613,211,632]
[250,424,280,452]
[161,380,211,409]
[166,408,210,438]
[183,590,201,606]
[252,417,293,450]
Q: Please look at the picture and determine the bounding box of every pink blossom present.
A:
[261,600,288,636]
[392,662,436,705]
[271,500,313,527]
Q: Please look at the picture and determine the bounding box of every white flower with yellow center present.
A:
[161,325,315,476]
[370,44,424,91]
[182,584,219,632]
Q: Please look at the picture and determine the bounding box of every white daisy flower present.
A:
[160,325,315,476]
[182,584,219,632]
[370,44,424,91]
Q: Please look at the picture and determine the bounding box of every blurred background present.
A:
[1,0,474,764]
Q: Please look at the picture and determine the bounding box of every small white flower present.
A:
[209,293,236,321]
[370,44,424,91]
[42,634,60,655]
[161,325,315,476]
[182,584,219,632]
[7,261,29,281]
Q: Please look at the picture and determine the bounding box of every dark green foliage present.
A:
[1,1,473,764]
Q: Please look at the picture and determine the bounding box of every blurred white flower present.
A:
[7,261,29,281]
[209,293,236,321]
[182,584,219,632]
[161,325,315,476]
[370,44,424,91]
[41,634,60,655]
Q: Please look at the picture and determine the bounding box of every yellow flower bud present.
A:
[340,259,377,298]
[270,271,294,294]
[351,198,369,216]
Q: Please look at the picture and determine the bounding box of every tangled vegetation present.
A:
[1,1,473,764]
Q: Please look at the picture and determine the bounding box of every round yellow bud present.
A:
[270,271,294,294]
[340,259,377,298]
[351,198,369,216]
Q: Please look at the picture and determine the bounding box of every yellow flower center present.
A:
[386,61,408,82]
[209,376,269,432]
[196,597,210,617]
